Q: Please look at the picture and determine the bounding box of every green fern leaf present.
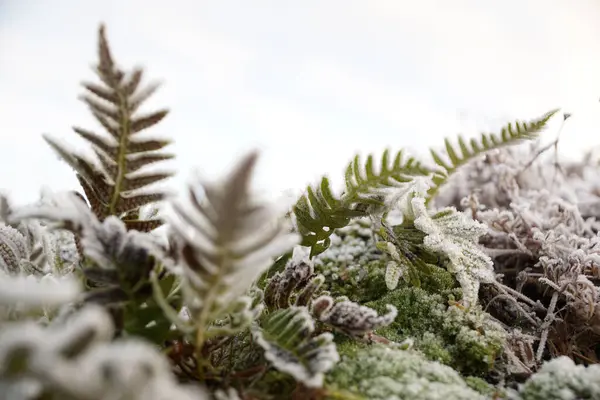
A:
[426,109,559,204]
[293,177,365,257]
[252,306,339,388]
[43,24,174,231]
[344,149,431,202]
[294,149,431,257]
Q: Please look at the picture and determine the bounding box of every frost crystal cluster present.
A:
[1,23,598,399]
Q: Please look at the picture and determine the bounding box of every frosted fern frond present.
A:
[426,109,559,204]
[43,25,172,230]
[0,194,55,275]
[251,306,339,388]
[161,151,299,340]
[10,192,167,340]
[312,295,397,339]
[264,249,325,311]
[409,196,495,307]
[0,305,207,400]
[0,224,30,274]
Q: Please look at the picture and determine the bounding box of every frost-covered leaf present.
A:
[0,272,80,312]
[0,224,31,274]
[264,248,324,311]
[0,305,208,400]
[252,306,339,388]
[0,194,55,275]
[402,191,494,306]
[312,295,397,339]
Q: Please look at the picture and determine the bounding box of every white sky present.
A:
[1,0,600,206]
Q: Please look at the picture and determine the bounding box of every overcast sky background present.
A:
[1,0,600,206]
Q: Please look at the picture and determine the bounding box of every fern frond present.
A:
[344,149,431,202]
[312,295,397,339]
[263,253,324,311]
[426,109,559,204]
[252,306,339,388]
[163,151,299,347]
[294,149,431,257]
[43,24,173,231]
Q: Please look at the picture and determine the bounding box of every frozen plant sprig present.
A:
[152,151,300,352]
[312,295,398,339]
[0,305,207,400]
[251,306,340,388]
[393,180,495,307]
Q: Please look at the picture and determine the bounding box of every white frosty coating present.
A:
[411,196,494,307]
[252,306,340,388]
[165,151,300,324]
[384,241,408,290]
[329,345,485,400]
[313,217,383,284]
[313,295,398,337]
[0,271,80,308]
[0,223,29,273]
[0,305,208,399]
[518,356,600,400]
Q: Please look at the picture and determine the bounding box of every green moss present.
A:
[313,219,390,304]
[518,356,600,400]
[314,219,457,304]
[368,287,506,377]
[325,345,485,400]
[465,376,506,398]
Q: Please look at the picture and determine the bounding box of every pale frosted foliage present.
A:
[312,295,397,339]
[327,345,485,400]
[0,306,207,400]
[383,241,409,290]
[164,151,299,325]
[251,306,339,388]
[518,356,600,400]
[11,192,157,267]
[0,224,30,274]
[264,247,325,310]
[0,272,80,319]
[313,217,384,283]
[410,196,494,307]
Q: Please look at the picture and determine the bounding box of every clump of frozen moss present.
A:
[313,218,389,303]
[326,344,487,400]
[517,356,600,400]
[368,286,506,377]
